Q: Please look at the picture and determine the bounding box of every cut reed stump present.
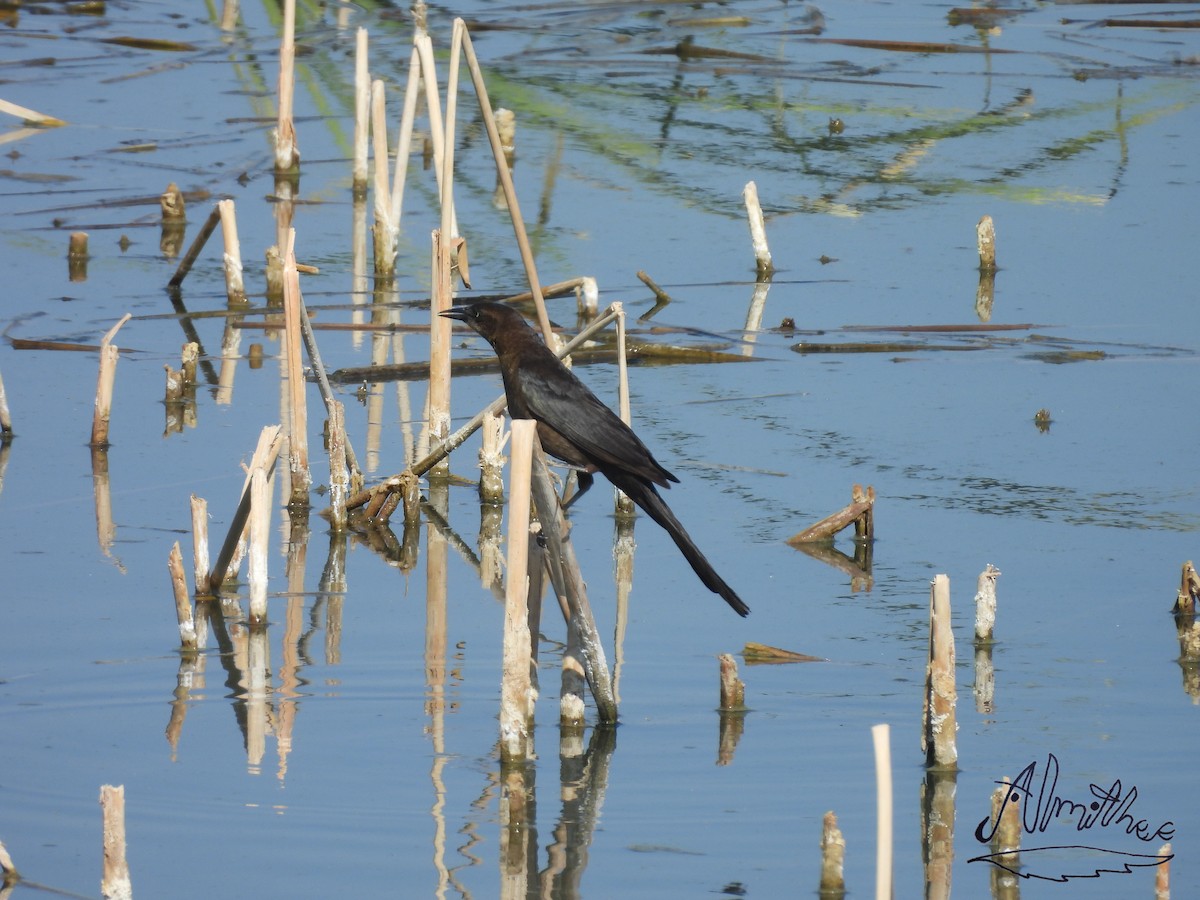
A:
[68,231,89,282]
[923,575,958,770]
[818,811,845,898]
[976,215,997,321]
[99,784,132,900]
[717,653,747,765]
[500,420,537,761]
[787,484,875,545]
[743,180,774,279]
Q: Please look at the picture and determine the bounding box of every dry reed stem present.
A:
[0,364,12,435]
[787,485,875,544]
[718,653,745,710]
[743,641,824,663]
[68,231,89,282]
[1174,560,1200,614]
[0,97,65,127]
[924,574,958,769]
[370,79,397,275]
[99,785,132,900]
[989,777,1021,856]
[871,724,893,900]
[1155,842,1171,899]
[478,407,507,503]
[166,204,222,289]
[743,181,774,277]
[217,199,246,305]
[977,215,997,271]
[327,400,348,531]
[427,229,453,478]
[352,28,370,194]
[613,302,635,516]
[819,810,846,896]
[168,541,195,649]
[159,182,185,222]
[282,230,310,505]
[389,47,423,227]
[90,314,131,448]
[274,0,299,172]
[413,35,458,237]
[456,22,552,342]
[248,467,270,624]
[208,425,282,592]
[298,293,361,489]
[528,437,617,725]
[219,0,238,31]
[636,269,672,305]
[500,420,537,760]
[190,494,209,594]
[974,563,1000,642]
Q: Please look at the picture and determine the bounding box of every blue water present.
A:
[1,1,1198,897]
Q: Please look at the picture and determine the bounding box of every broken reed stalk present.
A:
[872,724,893,900]
[0,97,66,127]
[819,811,846,897]
[924,574,958,770]
[217,199,246,305]
[371,79,397,276]
[977,215,997,271]
[327,400,349,531]
[613,302,635,516]
[90,314,131,448]
[207,425,283,593]
[99,784,132,900]
[190,494,209,594]
[455,21,553,340]
[248,466,270,625]
[787,484,875,545]
[1173,559,1200,614]
[414,34,458,239]
[0,364,12,435]
[500,420,537,760]
[389,46,423,227]
[528,437,618,725]
[1156,843,1171,899]
[160,182,186,223]
[298,291,361,489]
[352,27,370,195]
[274,0,299,173]
[989,776,1021,858]
[166,203,222,290]
[743,180,774,278]
[973,563,1001,643]
[282,230,310,505]
[718,653,745,710]
[168,541,196,650]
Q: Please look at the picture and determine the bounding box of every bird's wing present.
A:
[517,363,678,487]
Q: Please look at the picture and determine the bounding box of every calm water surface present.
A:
[1,1,1198,897]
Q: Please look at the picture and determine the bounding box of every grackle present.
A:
[441,301,749,617]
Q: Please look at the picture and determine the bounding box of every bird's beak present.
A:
[440,306,469,322]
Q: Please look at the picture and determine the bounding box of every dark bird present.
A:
[441,301,749,617]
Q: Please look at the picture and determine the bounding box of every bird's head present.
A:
[440,301,527,343]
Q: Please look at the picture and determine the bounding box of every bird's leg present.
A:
[561,471,594,510]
